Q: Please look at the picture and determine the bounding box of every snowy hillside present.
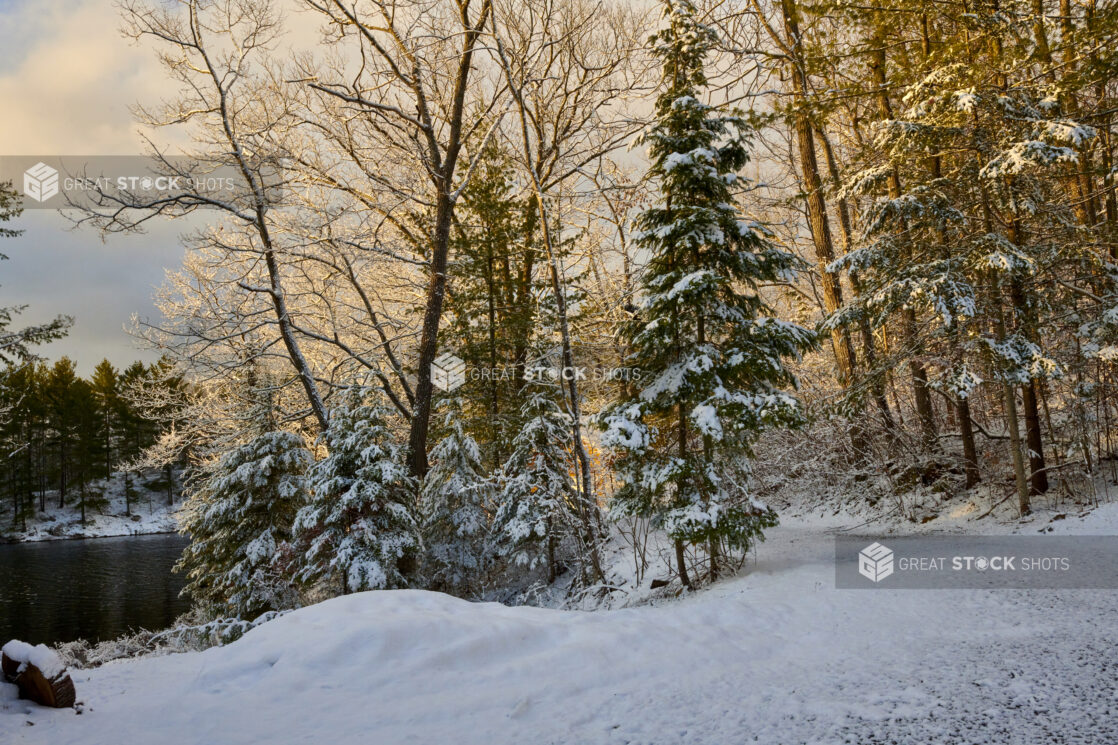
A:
[5,505,1118,744]
[3,470,180,543]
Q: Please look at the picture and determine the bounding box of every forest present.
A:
[3,0,1118,617]
[0,357,183,532]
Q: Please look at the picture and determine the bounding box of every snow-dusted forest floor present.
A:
[4,504,1117,744]
[2,471,180,543]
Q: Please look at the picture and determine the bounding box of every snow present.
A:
[665,269,714,299]
[690,402,722,439]
[5,505,1118,743]
[980,140,1078,178]
[953,88,978,112]
[4,470,180,543]
[1041,120,1096,147]
[599,404,648,450]
[1,641,66,680]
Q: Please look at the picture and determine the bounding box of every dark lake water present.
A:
[0,533,191,646]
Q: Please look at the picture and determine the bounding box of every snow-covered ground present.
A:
[4,504,1117,744]
[3,471,180,542]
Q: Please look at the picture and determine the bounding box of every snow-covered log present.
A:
[1,640,76,708]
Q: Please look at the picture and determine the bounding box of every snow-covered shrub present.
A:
[421,405,494,595]
[53,609,289,669]
[293,389,420,594]
[176,431,310,618]
[491,391,576,582]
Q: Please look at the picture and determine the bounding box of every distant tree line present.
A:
[0,357,185,530]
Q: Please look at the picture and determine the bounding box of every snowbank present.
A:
[4,504,1118,743]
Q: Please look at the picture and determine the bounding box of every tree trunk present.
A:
[904,307,938,448]
[709,537,720,581]
[992,278,1031,514]
[869,36,938,449]
[675,539,692,590]
[780,0,856,388]
[1004,383,1031,515]
[957,396,980,488]
[408,195,455,480]
[1007,268,1048,497]
[1021,381,1049,495]
[817,127,898,434]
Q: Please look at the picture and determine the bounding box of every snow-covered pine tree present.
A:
[600,0,815,587]
[421,402,494,595]
[492,389,575,584]
[293,388,419,594]
[833,24,1095,507]
[176,430,310,618]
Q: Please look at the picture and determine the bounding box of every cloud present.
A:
[2,211,185,374]
[0,0,347,372]
[0,0,190,372]
[0,0,176,155]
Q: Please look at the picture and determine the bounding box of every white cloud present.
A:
[0,0,168,155]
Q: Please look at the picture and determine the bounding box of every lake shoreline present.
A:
[0,528,181,545]
[2,471,182,545]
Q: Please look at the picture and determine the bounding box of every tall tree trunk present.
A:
[1021,381,1049,495]
[1033,0,1097,229]
[818,127,899,434]
[1059,0,1100,227]
[498,47,605,580]
[869,34,938,449]
[485,236,501,462]
[677,395,694,590]
[780,0,856,389]
[904,307,938,448]
[989,265,1030,513]
[957,396,980,488]
[1006,245,1048,496]
[1004,382,1031,514]
[992,272,1029,513]
[535,197,603,583]
[408,195,455,479]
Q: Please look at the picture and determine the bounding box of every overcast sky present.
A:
[0,0,194,374]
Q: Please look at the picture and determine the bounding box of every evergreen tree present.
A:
[293,389,419,594]
[421,401,494,595]
[492,389,575,583]
[44,358,81,508]
[447,145,541,467]
[119,361,159,461]
[0,363,44,529]
[71,376,107,524]
[600,0,814,586]
[177,430,310,618]
[0,355,174,529]
[90,360,121,479]
[832,10,1098,506]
